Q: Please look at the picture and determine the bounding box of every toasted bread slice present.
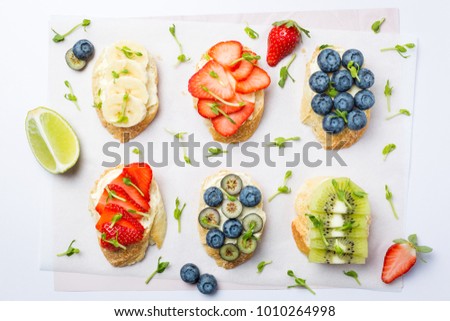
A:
[92,42,159,143]
[88,165,166,267]
[193,47,266,144]
[300,46,371,150]
[198,170,265,269]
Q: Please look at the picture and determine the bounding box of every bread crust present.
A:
[88,165,166,267]
[193,46,266,144]
[198,170,265,269]
[300,46,371,150]
[92,45,159,143]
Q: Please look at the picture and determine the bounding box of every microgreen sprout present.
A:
[287,270,316,295]
[56,240,80,257]
[64,80,80,111]
[101,232,126,250]
[343,270,361,285]
[206,147,228,157]
[269,136,300,148]
[268,170,293,202]
[371,17,386,33]
[116,46,143,59]
[169,24,190,65]
[278,53,297,88]
[145,256,170,284]
[384,80,393,112]
[306,214,328,246]
[123,177,144,197]
[380,43,416,58]
[257,260,272,273]
[52,19,90,43]
[385,184,398,220]
[382,143,397,161]
[386,109,411,120]
[244,23,259,39]
[174,197,186,233]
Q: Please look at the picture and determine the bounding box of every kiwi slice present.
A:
[221,199,243,218]
[198,207,221,229]
[308,249,366,264]
[219,243,240,262]
[237,235,258,254]
[221,174,243,195]
[310,237,368,258]
[310,227,368,240]
[309,178,370,216]
[242,213,263,233]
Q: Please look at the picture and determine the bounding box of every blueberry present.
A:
[331,70,353,92]
[355,68,375,89]
[72,39,95,61]
[317,49,341,73]
[342,49,364,69]
[180,263,200,284]
[309,71,330,93]
[206,229,225,248]
[239,186,262,207]
[197,274,217,295]
[311,94,333,115]
[203,187,223,207]
[223,219,243,239]
[334,92,355,112]
[322,113,345,134]
[347,110,367,130]
[354,89,375,110]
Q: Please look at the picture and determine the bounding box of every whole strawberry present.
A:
[381,234,432,284]
[266,20,310,67]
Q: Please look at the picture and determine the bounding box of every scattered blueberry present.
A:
[334,92,355,112]
[239,186,262,207]
[354,89,375,110]
[203,187,223,207]
[311,94,333,115]
[317,49,341,73]
[355,68,375,89]
[322,113,345,134]
[331,70,353,92]
[223,219,243,239]
[347,110,367,130]
[342,49,364,69]
[72,39,95,61]
[197,274,218,295]
[206,229,225,249]
[180,263,200,284]
[309,71,330,93]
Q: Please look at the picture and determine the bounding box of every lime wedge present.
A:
[25,107,80,174]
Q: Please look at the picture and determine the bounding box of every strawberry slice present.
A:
[110,173,149,212]
[123,163,152,201]
[211,102,255,137]
[197,95,245,119]
[96,203,144,232]
[100,223,144,250]
[235,66,271,94]
[188,60,235,100]
[208,40,243,70]
[381,234,432,284]
[230,51,258,81]
[95,184,144,215]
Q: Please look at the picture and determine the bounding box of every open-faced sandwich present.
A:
[198,170,265,269]
[301,46,375,149]
[88,162,166,267]
[188,41,271,143]
[292,177,370,264]
[92,41,159,143]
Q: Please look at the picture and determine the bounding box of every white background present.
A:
[1,0,449,301]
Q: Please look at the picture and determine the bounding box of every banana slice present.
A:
[106,76,149,104]
[106,40,149,69]
[102,94,147,128]
[105,59,148,84]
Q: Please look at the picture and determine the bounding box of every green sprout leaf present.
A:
[382,143,397,161]
[381,43,416,58]
[174,197,187,233]
[268,170,293,202]
[109,213,122,228]
[116,46,143,59]
[63,80,80,111]
[278,53,297,88]
[286,270,316,295]
[371,17,386,33]
[244,23,259,39]
[169,24,190,65]
[115,92,129,124]
[209,102,236,125]
[332,179,353,210]
[123,177,145,197]
[145,256,170,284]
[127,209,150,219]
[207,147,228,157]
[56,240,80,257]
[132,148,140,155]
[319,44,331,50]
[257,260,272,273]
[101,232,126,250]
[269,136,300,148]
[343,270,361,285]
[51,19,91,43]
[353,190,368,198]
[306,214,328,246]
[325,82,339,98]
[386,108,412,120]
[334,109,348,124]
[384,80,393,112]
[385,184,399,220]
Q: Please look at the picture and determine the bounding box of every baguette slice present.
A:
[92,41,159,143]
[88,165,166,267]
[193,46,266,144]
[198,170,266,269]
[300,46,371,150]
